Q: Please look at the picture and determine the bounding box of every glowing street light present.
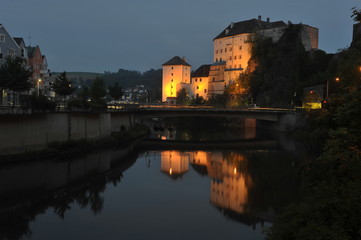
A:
[326,77,340,99]
[37,79,42,96]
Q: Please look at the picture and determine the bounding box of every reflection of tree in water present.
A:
[52,175,107,219]
[0,155,134,240]
[231,150,303,220]
[204,150,305,224]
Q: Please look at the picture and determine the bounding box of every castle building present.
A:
[190,64,211,99]
[210,16,318,96]
[162,16,319,102]
[162,56,191,103]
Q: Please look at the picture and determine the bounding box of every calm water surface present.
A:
[0,117,309,240]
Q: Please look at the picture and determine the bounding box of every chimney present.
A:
[230,22,234,29]
[258,15,262,21]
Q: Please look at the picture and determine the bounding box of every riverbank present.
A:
[0,125,149,163]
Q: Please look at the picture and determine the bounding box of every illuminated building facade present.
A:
[190,64,210,99]
[162,16,318,101]
[212,16,318,91]
[162,56,191,103]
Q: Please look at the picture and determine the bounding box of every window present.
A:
[229,47,232,51]
[225,48,227,52]
[171,73,173,76]
[239,55,242,59]
[8,49,16,58]
[171,79,173,82]
[0,34,5,43]
[195,79,197,82]
[204,89,207,93]
[216,58,218,62]
[216,50,218,54]
[234,56,237,60]
[200,79,202,82]
[239,45,242,50]
[229,56,232,60]
[0,47,2,59]
[213,77,215,82]
[196,86,199,90]
[171,67,173,69]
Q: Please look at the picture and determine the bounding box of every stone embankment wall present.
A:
[0,112,134,155]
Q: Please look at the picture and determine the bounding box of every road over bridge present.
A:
[109,104,299,132]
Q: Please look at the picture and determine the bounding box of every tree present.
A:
[108,82,123,100]
[176,88,190,105]
[90,77,106,103]
[351,7,361,22]
[0,56,32,108]
[52,71,74,109]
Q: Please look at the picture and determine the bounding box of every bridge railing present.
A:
[106,103,296,113]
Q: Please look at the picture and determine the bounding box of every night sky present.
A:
[1,0,359,73]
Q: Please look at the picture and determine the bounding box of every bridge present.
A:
[108,104,298,131]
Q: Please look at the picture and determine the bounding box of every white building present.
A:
[162,56,191,103]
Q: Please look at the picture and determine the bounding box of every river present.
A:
[0,117,310,240]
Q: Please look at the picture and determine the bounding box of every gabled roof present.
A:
[27,46,42,58]
[162,56,191,66]
[214,18,287,40]
[13,37,25,46]
[192,64,211,78]
[27,46,36,58]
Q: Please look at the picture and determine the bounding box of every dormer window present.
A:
[0,34,5,43]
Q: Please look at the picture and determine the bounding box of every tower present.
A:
[162,56,191,103]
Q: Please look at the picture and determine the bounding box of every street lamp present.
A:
[326,77,340,100]
[37,79,42,96]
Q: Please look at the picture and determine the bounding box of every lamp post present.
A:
[326,77,340,100]
[37,79,41,96]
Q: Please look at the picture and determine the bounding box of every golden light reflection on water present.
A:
[160,150,251,213]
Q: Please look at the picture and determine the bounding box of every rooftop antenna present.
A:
[28,33,32,46]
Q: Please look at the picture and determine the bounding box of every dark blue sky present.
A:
[2,0,359,73]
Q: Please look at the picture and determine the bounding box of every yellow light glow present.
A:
[335,77,340,82]
[234,167,237,174]
[169,168,173,175]
[38,79,41,83]
[161,136,166,140]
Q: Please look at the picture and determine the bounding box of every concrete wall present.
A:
[0,112,133,155]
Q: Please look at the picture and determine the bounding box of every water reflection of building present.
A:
[192,151,252,214]
[160,150,252,214]
[160,151,190,179]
